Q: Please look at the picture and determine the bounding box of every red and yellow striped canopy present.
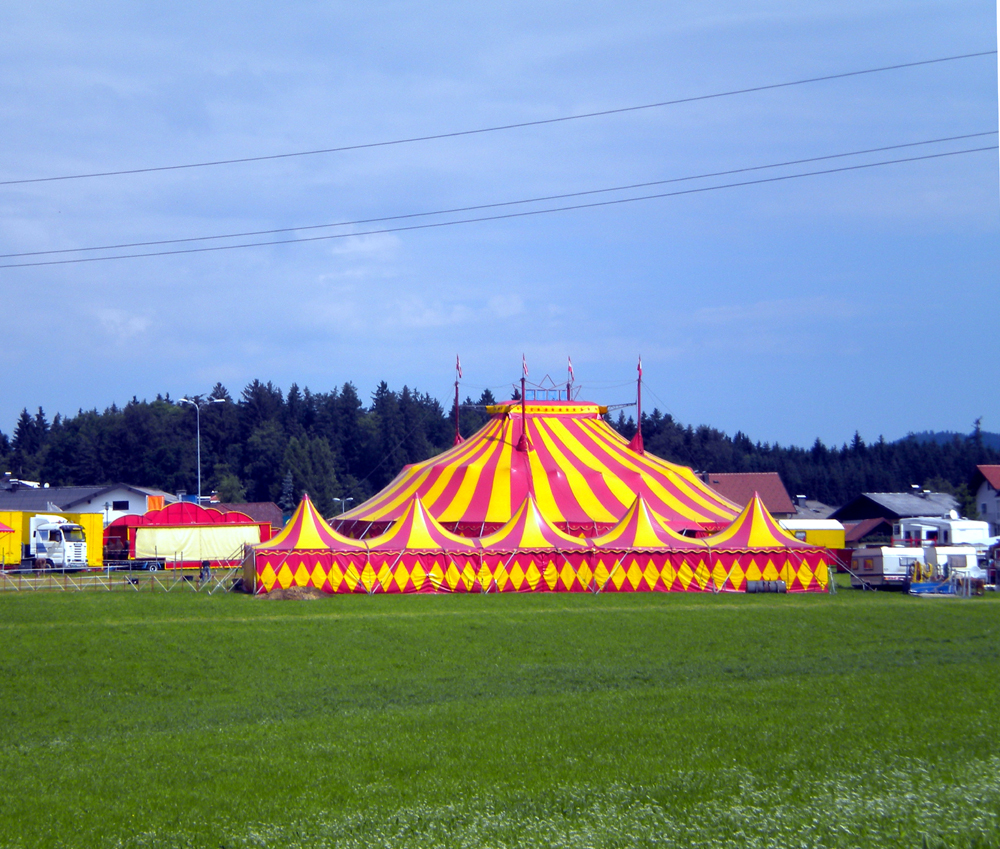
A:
[338,400,739,536]
[702,492,815,550]
[256,493,366,552]
[365,497,479,553]
[592,494,709,551]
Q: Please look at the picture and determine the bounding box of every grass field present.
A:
[0,586,998,848]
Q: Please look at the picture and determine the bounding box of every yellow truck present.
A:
[0,511,104,569]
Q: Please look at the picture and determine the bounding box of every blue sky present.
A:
[1,1,997,448]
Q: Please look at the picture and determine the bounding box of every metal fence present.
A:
[0,565,245,595]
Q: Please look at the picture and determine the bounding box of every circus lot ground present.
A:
[0,584,998,848]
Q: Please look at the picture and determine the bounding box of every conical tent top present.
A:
[364,495,478,553]
[479,493,590,552]
[701,492,814,549]
[593,494,708,550]
[255,493,367,551]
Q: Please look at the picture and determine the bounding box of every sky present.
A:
[1,1,997,449]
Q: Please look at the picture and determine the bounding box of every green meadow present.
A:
[0,586,997,848]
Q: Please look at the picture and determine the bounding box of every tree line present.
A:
[1,379,996,517]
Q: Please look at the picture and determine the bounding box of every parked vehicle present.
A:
[893,515,994,549]
[22,515,88,570]
[851,546,924,589]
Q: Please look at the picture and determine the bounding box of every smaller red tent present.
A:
[106,501,272,568]
[255,494,368,594]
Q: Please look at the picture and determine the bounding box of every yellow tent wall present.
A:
[0,510,104,568]
[0,511,24,567]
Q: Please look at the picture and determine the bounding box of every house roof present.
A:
[0,483,175,514]
[62,484,175,509]
[215,502,284,531]
[703,472,796,515]
[0,485,110,512]
[832,492,958,522]
[973,465,1000,491]
[843,517,894,543]
[791,499,837,519]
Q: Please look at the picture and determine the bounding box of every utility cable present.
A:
[2,131,994,261]
[0,49,993,187]
[0,144,994,269]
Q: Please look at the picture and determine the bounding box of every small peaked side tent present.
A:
[255,494,367,594]
[700,492,830,592]
[477,493,592,592]
[335,400,739,538]
[591,494,715,593]
[363,496,480,594]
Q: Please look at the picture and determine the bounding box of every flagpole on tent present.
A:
[628,357,644,454]
[517,354,531,452]
[453,356,464,446]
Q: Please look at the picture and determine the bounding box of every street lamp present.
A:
[178,397,225,504]
[332,497,355,515]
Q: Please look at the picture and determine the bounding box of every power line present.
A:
[2,131,994,260]
[0,144,993,270]
[0,49,994,188]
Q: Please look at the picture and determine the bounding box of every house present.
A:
[702,472,796,518]
[842,517,894,548]
[971,465,1000,535]
[830,491,958,523]
[0,477,176,525]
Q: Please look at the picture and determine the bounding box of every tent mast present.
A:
[517,354,531,452]
[453,355,464,446]
[628,356,644,454]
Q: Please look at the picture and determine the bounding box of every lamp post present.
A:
[178,397,225,504]
[332,497,355,515]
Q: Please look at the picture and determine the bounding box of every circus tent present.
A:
[335,399,739,538]
[255,492,830,595]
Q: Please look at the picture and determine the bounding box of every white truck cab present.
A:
[26,515,88,569]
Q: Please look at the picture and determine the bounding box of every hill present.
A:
[905,430,1000,451]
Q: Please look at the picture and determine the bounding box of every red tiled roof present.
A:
[704,472,796,515]
[215,502,284,531]
[843,517,893,543]
[976,465,1000,490]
